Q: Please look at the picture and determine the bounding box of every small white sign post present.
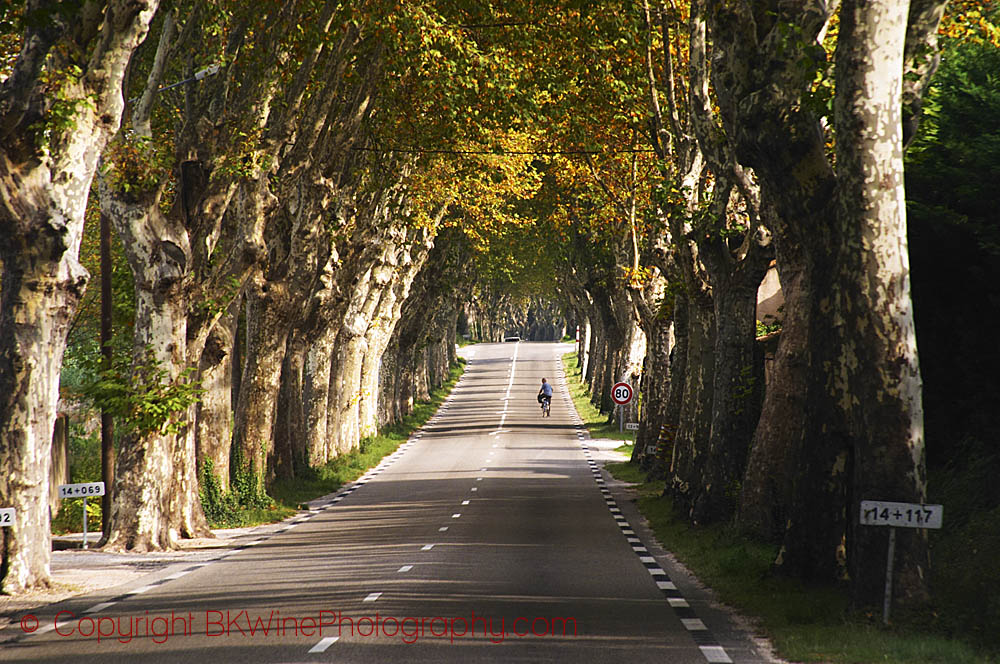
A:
[0,507,14,527]
[859,500,943,625]
[59,482,106,549]
[611,382,633,434]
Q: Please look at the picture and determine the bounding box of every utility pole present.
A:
[99,212,115,540]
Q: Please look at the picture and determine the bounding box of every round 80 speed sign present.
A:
[611,382,633,405]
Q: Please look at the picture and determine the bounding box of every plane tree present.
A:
[707,0,947,610]
[0,0,160,593]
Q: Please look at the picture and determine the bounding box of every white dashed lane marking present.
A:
[308,636,339,653]
[83,602,116,614]
[363,592,382,602]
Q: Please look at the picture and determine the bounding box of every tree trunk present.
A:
[196,305,237,491]
[0,0,160,593]
[100,183,211,551]
[274,340,306,480]
[669,291,715,512]
[328,267,375,455]
[303,325,337,467]
[634,316,672,469]
[706,0,938,608]
[738,229,812,539]
[105,273,211,551]
[0,249,85,591]
[359,235,432,438]
[837,0,929,610]
[232,285,291,493]
[691,270,766,524]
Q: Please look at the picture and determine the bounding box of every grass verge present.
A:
[561,351,637,445]
[563,345,991,662]
[56,359,467,533]
[601,464,992,663]
[229,358,468,527]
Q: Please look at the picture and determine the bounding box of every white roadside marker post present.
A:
[859,500,943,625]
[59,482,106,549]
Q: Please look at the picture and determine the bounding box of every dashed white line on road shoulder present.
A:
[700,645,734,663]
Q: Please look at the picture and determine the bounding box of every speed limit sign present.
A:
[611,382,633,405]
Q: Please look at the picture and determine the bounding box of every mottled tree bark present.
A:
[629,270,671,468]
[669,290,715,510]
[661,291,688,476]
[102,189,210,549]
[691,267,767,523]
[738,220,813,539]
[836,0,930,609]
[358,231,434,438]
[706,0,945,608]
[196,304,237,491]
[0,0,159,589]
[274,340,307,479]
[303,325,337,466]
[233,280,295,490]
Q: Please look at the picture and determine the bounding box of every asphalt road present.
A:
[2,342,772,663]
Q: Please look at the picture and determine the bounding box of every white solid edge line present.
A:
[700,645,733,663]
[308,636,339,653]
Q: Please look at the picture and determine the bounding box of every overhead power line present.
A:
[350,146,656,156]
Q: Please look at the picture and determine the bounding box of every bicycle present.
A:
[540,395,551,417]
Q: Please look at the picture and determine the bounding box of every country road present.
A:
[1,342,772,663]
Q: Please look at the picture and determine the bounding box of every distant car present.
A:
[503,335,520,342]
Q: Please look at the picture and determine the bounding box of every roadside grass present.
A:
[236,358,467,527]
[56,359,467,533]
[561,351,637,445]
[564,346,990,662]
[590,454,993,658]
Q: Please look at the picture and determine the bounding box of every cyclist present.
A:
[537,378,553,417]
